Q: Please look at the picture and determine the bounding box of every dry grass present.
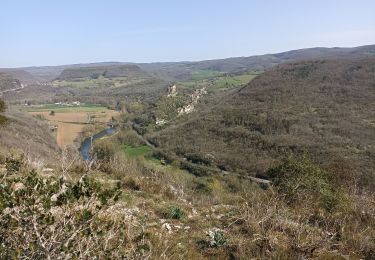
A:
[0,109,59,163]
[29,111,88,123]
[28,109,120,148]
[56,122,86,147]
[0,146,374,259]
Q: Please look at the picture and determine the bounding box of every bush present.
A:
[209,230,227,247]
[162,205,185,220]
[123,177,141,191]
[0,99,8,125]
[267,155,352,212]
[116,130,144,146]
[5,154,25,174]
[93,139,117,162]
[0,160,123,258]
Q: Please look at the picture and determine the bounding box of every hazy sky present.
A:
[1,0,374,67]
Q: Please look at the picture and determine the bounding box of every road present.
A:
[0,83,26,96]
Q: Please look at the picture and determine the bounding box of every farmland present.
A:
[25,104,120,147]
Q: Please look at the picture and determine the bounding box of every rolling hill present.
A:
[56,64,147,80]
[137,44,375,80]
[4,44,375,82]
[0,69,38,85]
[149,58,375,187]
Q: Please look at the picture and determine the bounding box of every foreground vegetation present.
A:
[0,147,374,258]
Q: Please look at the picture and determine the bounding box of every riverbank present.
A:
[79,127,116,161]
[24,103,120,147]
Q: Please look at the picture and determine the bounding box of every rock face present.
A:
[155,85,207,125]
[167,85,177,97]
[156,117,167,126]
[178,87,207,116]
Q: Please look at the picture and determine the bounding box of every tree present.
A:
[49,110,55,116]
[0,98,7,125]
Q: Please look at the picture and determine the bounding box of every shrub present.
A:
[0,160,123,258]
[93,139,117,162]
[5,154,25,174]
[123,177,141,191]
[0,99,8,125]
[209,230,227,247]
[116,130,144,146]
[267,155,351,212]
[162,205,185,220]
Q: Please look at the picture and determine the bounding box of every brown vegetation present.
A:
[0,146,374,258]
[149,58,375,189]
[0,108,59,162]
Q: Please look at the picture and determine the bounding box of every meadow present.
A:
[123,145,152,157]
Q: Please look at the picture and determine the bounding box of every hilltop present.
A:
[0,69,38,85]
[57,64,148,80]
[3,44,374,82]
[138,44,375,80]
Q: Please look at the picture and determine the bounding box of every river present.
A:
[79,127,115,161]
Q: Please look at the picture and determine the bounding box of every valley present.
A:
[1,44,375,259]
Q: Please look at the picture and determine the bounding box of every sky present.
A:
[1,0,374,67]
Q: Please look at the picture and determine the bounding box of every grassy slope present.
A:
[0,108,59,162]
[149,58,375,184]
[23,104,108,113]
[123,145,152,157]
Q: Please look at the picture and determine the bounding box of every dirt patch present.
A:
[29,111,88,123]
[29,110,120,148]
[56,122,85,147]
[90,110,120,123]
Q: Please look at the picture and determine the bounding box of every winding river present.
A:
[79,127,115,161]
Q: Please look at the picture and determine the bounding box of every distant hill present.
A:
[0,69,37,85]
[149,58,375,186]
[22,62,127,82]
[56,64,147,80]
[138,44,375,80]
[52,64,164,103]
[4,44,374,82]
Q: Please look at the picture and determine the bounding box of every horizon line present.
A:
[2,43,374,69]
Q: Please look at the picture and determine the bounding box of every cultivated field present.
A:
[26,104,120,147]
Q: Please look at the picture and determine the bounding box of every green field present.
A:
[180,71,261,92]
[24,103,108,113]
[53,76,149,89]
[124,145,152,157]
[53,77,112,88]
[213,73,259,89]
[190,69,223,80]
